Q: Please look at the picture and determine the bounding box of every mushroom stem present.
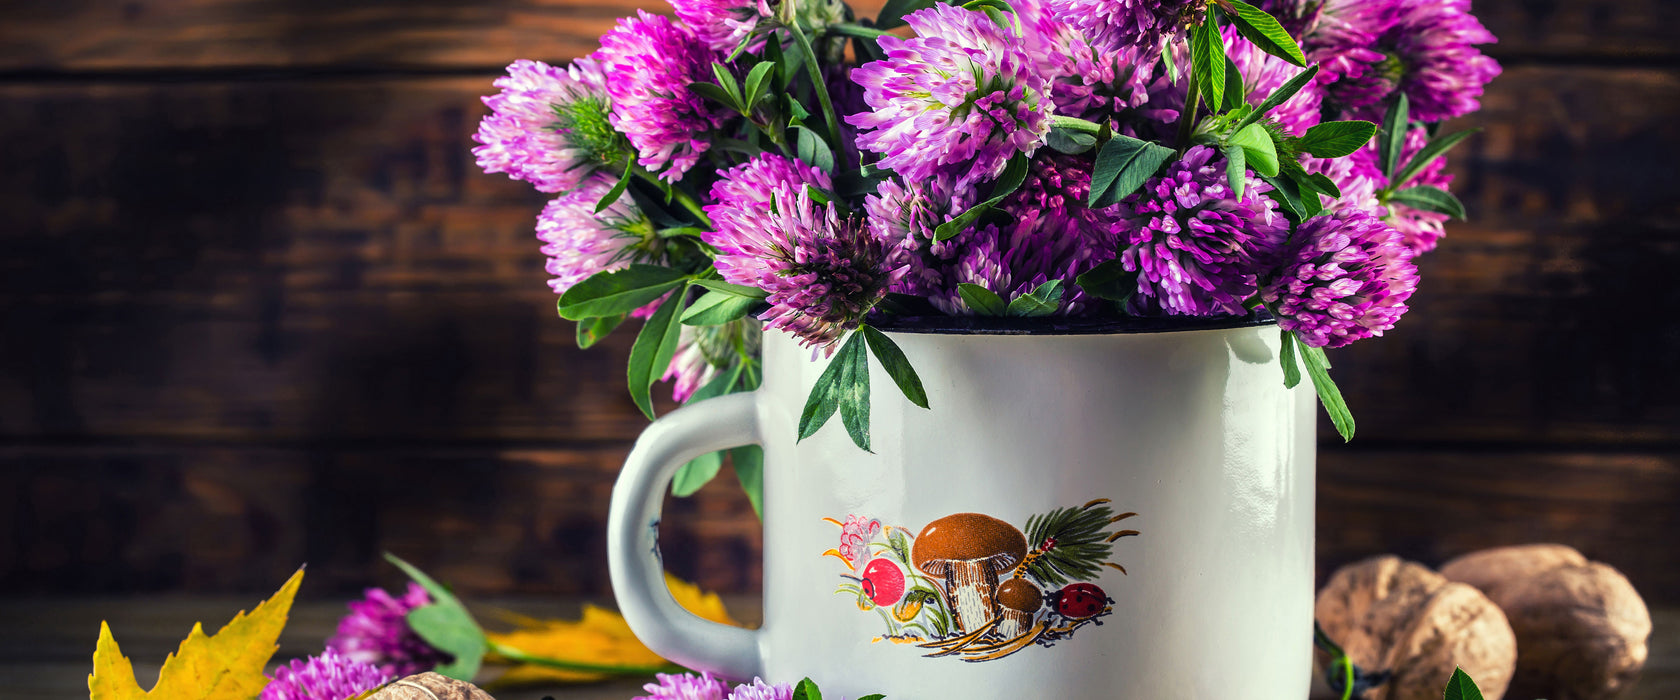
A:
[942,559,1001,633]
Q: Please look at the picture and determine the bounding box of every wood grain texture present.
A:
[0,0,1671,72]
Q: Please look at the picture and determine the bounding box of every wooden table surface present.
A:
[4,597,1674,700]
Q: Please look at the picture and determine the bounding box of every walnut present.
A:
[1315,555,1517,700]
[1442,544,1652,700]
[367,672,496,700]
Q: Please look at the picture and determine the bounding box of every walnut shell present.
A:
[1442,544,1652,700]
[367,672,496,700]
[1316,555,1516,700]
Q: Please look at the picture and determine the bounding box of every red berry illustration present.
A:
[1055,582,1107,619]
[859,558,907,607]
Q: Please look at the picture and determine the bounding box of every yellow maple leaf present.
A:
[90,567,304,700]
[486,574,738,686]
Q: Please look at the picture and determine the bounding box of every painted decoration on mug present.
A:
[822,499,1138,662]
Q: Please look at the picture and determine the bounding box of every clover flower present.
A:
[599,11,730,181]
[535,174,660,301]
[934,155,1121,315]
[669,0,772,54]
[847,2,1054,187]
[728,678,795,700]
[704,155,899,350]
[473,58,627,193]
[665,319,760,402]
[636,671,731,700]
[1262,206,1418,348]
[1312,0,1501,122]
[1114,146,1288,316]
[327,583,453,677]
[1046,0,1196,54]
[259,648,392,700]
[864,175,976,298]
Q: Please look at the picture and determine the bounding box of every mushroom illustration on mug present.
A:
[823,500,1138,662]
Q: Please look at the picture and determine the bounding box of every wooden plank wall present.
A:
[1,0,1677,603]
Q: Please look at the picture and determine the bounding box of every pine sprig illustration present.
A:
[1020,499,1139,586]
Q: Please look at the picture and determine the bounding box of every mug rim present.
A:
[867,309,1276,336]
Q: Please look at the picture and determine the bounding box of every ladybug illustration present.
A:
[1054,582,1107,619]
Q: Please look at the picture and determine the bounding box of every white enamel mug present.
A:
[609,319,1316,699]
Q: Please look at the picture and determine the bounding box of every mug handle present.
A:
[607,391,764,680]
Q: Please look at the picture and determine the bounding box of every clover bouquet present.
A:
[473,0,1499,501]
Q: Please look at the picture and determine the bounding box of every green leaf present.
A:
[1391,128,1479,190]
[575,314,626,349]
[595,154,635,214]
[692,278,770,299]
[1298,120,1378,158]
[557,265,687,320]
[730,445,764,517]
[688,81,742,112]
[798,343,849,441]
[1262,173,1308,220]
[1299,341,1355,442]
[682,290,760,325]
[834,333,872,452]
[861,325,929,409]
[1223,0,1307,67]
[1443,668,1486,700]
[626,285,689,419]
[877,0,933,29]
[711,62,743,107]
[1379,93,1410,179]
[933,153,1030,241]
[1046,128,1098,154]
[1287,168,1325,217]
[1388,185,1466,219]
[857,696,886,700]
[1306,171,1342,199]
[1191,14,1227,116]
[1075,259,1140,303]
[1222,53,1246,112]
[1224,144,1248,199]
[792,678,824,700]
[742,60,776,111]
[1089,135,1177,207]
[1278,328,1302,389]
[1006,279,1065,317]
[956,283,1008,316]
[1229,122,1279,177]
[672,450,724,497]
[385,553,486,680]
[795,125,836,174]
[1236,64,1318,132]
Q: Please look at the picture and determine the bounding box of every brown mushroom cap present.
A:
[996,577,1044,612]
[911,513,1029,576]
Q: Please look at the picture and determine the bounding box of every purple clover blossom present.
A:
[259,649,392,700]
[727,678,795,700]
[669,0,773,54]
[599,11,729,181]
[535,174,659,303]
[326,582,453,677]
[1262,206,1419,348]
[636,672,731,700]
[1046,0,1196,54]
[703,155,900,350]
[1312,0,1500,122]
[473,58,626,193]
[864,175,977,298]
[664,320,759,402]
[934,155,1121,315]
[1115,146,1288,316]
[847,2,1054,188]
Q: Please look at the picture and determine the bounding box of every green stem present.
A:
[1050,115,1105,135]
[487,640,687,676]
[822,23,893,40]
[786,22,846,159]
[633,165,713,227]
[1175,70,1202,153]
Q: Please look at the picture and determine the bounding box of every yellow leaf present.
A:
[90,568,305,700]
[485,574,738,686]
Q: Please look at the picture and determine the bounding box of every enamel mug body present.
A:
[609,322,1316,699]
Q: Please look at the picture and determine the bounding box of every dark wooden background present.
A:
[1,0,1676,606]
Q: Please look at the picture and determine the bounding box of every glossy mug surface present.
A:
[608,322,1316,699]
